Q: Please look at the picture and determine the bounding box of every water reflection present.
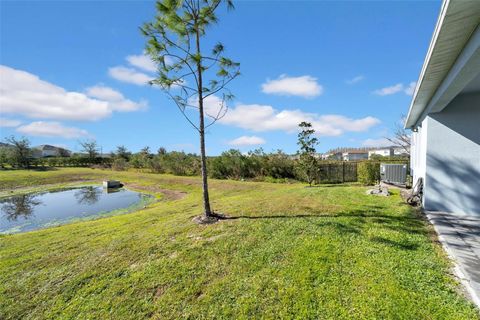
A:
[0,186,150,234]
[74,186,101,205]
[104,188,121,194]
[0,194,42,221]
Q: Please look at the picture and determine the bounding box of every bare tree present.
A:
[79,140,99,162]
[1,194,41,221]
[142,0,240,223]
[74,187,101,205]
[4,136,31,168]
[115,145,132,161]
[386,115,411,156]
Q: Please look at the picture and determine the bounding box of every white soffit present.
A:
[405,0,480,128]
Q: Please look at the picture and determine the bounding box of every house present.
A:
[0,142,12,149]
[321,150,342,160]
[405,0,480,215]
[368,147,394,159]
[393,146,409,157]
[32,145,71,158]
[321,147,373,161]
[342,149,369,161]
[368,146,410,159]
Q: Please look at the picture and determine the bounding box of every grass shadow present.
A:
[29,166,59,172]
[370,236,419,251]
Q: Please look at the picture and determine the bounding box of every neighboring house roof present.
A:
[343,150,368,155]
[405,0,480,129]
[34,144,58,151]
[33,144,63,150]
[324,147,375,154]
[369,146,394,151]
[32,145,71,156]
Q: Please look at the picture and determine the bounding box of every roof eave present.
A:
[405,0,480,129]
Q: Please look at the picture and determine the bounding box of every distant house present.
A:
[405,0,480,215]
[321,147,374,161]
[342,150,369,161]
[321,151,342,160]
[0,142,12,149]
[393,147,409,157]
[32,145,71,158]
[367,146,410,159]
[368,147,394,159]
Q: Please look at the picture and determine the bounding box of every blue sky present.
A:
[0,0,440,155]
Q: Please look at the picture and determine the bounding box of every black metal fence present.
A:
[315,160,409,184]
[315,162,358,184]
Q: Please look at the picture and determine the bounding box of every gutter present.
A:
[405,0,450,129]
[405,0,480,129]
[414,26,480,127]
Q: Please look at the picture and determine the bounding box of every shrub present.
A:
[129,154,145,169]
[147,157,165,173]
[208,149,248,179]
[266,151,295,179]
[357,161,380,185]
[263,176,292,184]
[112,158,129,171]
[160,152,200,176]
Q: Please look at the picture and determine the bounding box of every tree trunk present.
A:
[196,22,213,218]
[199,112,212,217]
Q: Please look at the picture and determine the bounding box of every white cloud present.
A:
[185,95,229,121]
[404,81,417,96]
[0,65,147,121]
[16,121,90,138]
[0,118,22,128]
[362,137,392,147]
[125,52,174,72]
[186,95,379,136]
[85,85,147,112]
[228,136,266,146]
[199,95,226,118]
[126,53,157,73]
[373,82,417,96]
[206,99,380,137]
[261,74,323,98]
[373,83,404,96]
[85,85,124,101]
[346,75,365,84]
[108,66,153,86]
[111,53,184,89]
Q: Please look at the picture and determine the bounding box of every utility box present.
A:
[380,163,407,185]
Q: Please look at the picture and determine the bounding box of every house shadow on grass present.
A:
[303,183,358,188]
[220,204,428,251]
[370,236,419,250]
[30,166,59,171]
[1,166,59,172]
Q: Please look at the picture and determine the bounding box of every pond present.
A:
[0,186,152,234]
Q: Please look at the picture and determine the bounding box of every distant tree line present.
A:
[110,145,296,181]
[1,136,408,185]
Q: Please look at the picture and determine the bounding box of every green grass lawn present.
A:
[0,168,478,319]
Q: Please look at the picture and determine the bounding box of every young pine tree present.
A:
[296,122,319,186]
[141,0,240,222]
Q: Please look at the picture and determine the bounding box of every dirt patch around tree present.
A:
[192,212,231,224]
